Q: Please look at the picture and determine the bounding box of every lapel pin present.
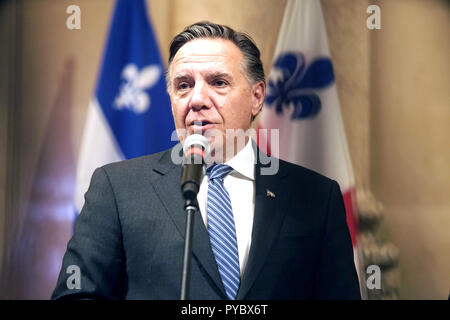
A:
[266,189,276,198]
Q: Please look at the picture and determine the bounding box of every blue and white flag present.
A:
[75,0,175,213]
[258,0,365,296]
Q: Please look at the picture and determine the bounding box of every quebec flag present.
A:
[74,0,175,214]
[258,0,366,297]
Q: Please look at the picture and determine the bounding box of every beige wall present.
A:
[323,0,449,299]
[371,0,450,299]
[0,0,448,299]
[321,0,371,191]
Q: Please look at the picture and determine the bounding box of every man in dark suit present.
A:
[52,21,360,300]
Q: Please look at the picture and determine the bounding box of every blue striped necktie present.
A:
[206,164,240,300]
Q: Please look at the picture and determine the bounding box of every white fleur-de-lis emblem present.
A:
[114,63,161,114]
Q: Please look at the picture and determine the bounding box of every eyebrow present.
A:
[172,74,190,83]
[205,71,232,79]
[172,71,233,83]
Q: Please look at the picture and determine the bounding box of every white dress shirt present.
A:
[197,138,255,276]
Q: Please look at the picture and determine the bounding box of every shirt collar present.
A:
[225,138,255,181]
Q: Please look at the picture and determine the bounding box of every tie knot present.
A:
[207,164,233,181]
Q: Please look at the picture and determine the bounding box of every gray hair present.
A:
[166,21,265,90]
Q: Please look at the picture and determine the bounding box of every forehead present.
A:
[170,38,244,75]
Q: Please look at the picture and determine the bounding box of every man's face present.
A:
[168,38,265,159]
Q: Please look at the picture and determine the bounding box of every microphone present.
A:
[181,134,210,201]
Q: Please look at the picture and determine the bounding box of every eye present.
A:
[177,82,191,91]
[213,79,228,87]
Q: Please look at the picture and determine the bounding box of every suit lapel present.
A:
[236,150,289,299]
[151,148,227,298]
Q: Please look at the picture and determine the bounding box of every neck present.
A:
[209,136,250,164]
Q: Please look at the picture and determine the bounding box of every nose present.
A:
[189,81,211,111]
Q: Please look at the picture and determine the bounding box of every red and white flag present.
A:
[258,0,365,295]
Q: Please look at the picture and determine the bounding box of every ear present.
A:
[251,81,266,118]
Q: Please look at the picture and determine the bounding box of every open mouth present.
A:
[188,120,216,134]
[192,120,212,127]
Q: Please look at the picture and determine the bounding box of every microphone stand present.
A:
[180,198,198,300]
[179,134,209,300]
